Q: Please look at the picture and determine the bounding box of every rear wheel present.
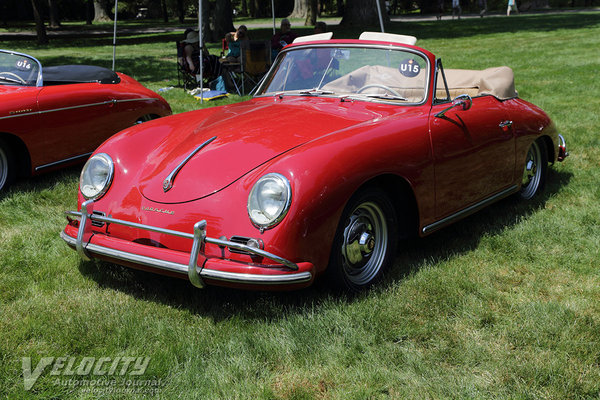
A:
[0,139,15,192]
[520,139,547,200]
[327,188,398,291]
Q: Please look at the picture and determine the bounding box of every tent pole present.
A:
[376,0,385,33]
[198,0,203,103]
[272,0,276,34]
[112,0,118,70]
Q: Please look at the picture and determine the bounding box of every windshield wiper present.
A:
[354,93,407,101]
[298,88,335,96]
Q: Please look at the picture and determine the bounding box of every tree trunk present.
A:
[241,0,248,16]
[93,0,112,22]
[288,0,309,18]
[252,0,264,17]
[161,0,169,22]
[177,0,184,23]
[340,0,389,27]
[213,0,235,39]
[305,0,317,26]
[337,0,344,17]
[47,0,60,28]
[86,0,93,24]
[30,0,49,45]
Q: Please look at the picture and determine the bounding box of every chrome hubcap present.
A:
[521,141,541,199]
[341,201,387,286]
[0,146,7,190]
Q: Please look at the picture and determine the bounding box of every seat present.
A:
[222,41,271,95]
[177,41,198,90]
[177,41,222,91]
[240,40,271,95]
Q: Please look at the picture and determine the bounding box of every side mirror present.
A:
[435,94,473,118]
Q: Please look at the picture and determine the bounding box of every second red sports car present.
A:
[0,49,171,192]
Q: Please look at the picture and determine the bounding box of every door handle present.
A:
[499,120,513,131]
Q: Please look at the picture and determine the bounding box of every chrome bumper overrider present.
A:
[62,200,312,288]
[558,134,569,162]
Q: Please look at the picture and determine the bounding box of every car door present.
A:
[32,83,118,169]
[429,94,515,219]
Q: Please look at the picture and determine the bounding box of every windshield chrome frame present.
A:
[0,49,43,87]
[254,43,431,106]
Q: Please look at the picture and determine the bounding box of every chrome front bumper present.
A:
[62,200,313,288]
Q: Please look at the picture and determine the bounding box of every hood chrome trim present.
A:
[162,136,217,193]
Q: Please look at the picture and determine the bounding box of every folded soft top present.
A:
[42,65,120,84]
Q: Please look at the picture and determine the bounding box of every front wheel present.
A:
[520,139,548,200]
[0,139,15,192]
[327,188,398,291]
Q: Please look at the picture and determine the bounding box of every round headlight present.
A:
[247,173,291,230]
[80,153,114,200]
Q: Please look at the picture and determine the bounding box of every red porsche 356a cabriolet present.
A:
[0,49,171,191]
[62,32,568,291]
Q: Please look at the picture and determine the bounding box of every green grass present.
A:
[1,11,600,399]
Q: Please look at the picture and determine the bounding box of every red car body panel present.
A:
[1,67,171,177]
[61,38,564,290]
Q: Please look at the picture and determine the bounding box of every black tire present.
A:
[0,139,15,192]
[327,187,398,292]
[520,139,548,200]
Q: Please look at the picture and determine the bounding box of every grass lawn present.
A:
[1,11,599,399]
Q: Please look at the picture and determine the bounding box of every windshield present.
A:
[0,50,41,86]
[257,45,429,103]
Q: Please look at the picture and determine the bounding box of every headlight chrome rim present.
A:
[80,153,114,200]
[247,173,292,231]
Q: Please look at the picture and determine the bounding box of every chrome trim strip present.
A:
[422,185,519,234]
[163,136,217,192]
[35,152,92,171]
[0,98,157,121]
[65,205,300,270]
[60,231,312,285]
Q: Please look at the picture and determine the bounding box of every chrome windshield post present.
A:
[188,220,207,288]
[76,200,95,261]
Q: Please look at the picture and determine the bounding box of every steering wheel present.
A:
[356,84,402,97]
[0,71,27,84]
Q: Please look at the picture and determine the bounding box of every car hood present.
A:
[138,97,396,204]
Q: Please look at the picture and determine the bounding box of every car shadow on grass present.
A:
[76,168,572,321]
[0,164,80,202]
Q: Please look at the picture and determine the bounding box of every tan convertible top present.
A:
[441,66,518,100]
[322,65,518,102]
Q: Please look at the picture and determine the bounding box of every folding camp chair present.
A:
[177,41,222,91]
[239,40,271,95]
[177,41,199,90]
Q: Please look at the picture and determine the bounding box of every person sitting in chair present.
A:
[180,30,201,74]
[271,19,298,60]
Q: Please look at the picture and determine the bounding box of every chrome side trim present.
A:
[60,231,312,286]
[35,152,92,171]
[0,98,158,121]
[162,136,217,192]
[422,185,519,234]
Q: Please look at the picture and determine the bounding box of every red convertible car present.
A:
[62,33,568,291]
[0,49,171,191]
